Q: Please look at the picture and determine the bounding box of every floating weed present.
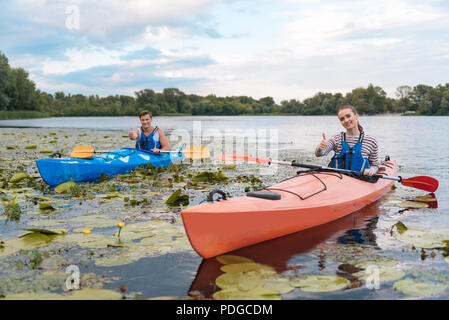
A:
[192,171,227,183]
[165,189,189,207]
[4,196,21,220]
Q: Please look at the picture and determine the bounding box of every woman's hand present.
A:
[363,168,376,176]
[317,133,328,152]
[150,148,161,154]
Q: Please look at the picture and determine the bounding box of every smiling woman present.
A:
[315,105,379,176]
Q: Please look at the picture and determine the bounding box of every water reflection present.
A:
[188,193,439,299]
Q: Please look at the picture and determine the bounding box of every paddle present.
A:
[70,145,211,159]
[217,153,439,193]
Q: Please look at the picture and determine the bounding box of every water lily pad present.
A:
[0,233,53,256]
[54,181,77,194]
[21,228,63,235]
[355,258,398,269]
[10,172,30,183]
[39,150,53,154]
[354,267,405,283]
[263,278,295,294]
[69,215,118,229]
[393,278,447,297]
[413,195,437,202]
[221,262,275,274]
[25,144,37,149]
[392,222,449,249]
[213,288,281,300]
[396,201,428,208]
[0,289,123,300]
[216,255,255,265]
[291,275,350,292]
[39,202,55,211]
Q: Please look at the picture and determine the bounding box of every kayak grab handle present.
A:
[207,189,227,202]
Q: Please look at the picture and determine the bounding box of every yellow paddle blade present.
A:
[181,145,210,159]
[70,145,95,158]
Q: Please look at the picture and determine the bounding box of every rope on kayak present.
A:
[264,170,343,200]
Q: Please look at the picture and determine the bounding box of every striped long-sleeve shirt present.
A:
[315,132,379,171]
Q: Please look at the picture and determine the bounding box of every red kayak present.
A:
[181,159,398,259]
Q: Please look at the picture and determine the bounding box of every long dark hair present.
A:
[338,105,363,132]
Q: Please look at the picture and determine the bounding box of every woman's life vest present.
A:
[135,126,161,151]
[330,132,370,172]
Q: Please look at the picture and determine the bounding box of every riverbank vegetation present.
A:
[1,51,449,119]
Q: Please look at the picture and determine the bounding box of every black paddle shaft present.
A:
[271,160,401,182]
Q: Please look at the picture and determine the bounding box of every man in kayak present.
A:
[315,105,379,176]
[128,110,170,153]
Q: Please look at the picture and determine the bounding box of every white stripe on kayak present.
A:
[139,154,150,161]
[119,156,130,163]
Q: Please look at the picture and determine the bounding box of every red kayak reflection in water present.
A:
[187,193,438,299]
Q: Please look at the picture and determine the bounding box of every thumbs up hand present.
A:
[318,133,328,152]
[128,127,139,140]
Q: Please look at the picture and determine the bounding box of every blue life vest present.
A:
[135,126,161,151]
[330,132,370,172]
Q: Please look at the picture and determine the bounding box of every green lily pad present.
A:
[220,262,275,274]
[213,288,281,300]
[217,255,255,265]
[54,181,77,194]
[39,202,55,211]
[25,144,37,149]
[354,267,405,283]
[396,201,428,208]
[21,228,63,235]
[1,289,123,300]
[392,222,449,249]
[291,275,350,292]
[10,172,31,183]
[393,278,447,297]
[39,150,53,154]
[0,233,53,256]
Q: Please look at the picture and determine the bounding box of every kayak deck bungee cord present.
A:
[181,158,399,259]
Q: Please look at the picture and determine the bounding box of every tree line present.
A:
[1,51,449,118]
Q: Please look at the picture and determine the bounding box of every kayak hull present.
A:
[181,159,397,259]
[36,148,184,186]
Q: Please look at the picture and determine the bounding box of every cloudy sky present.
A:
[1,0,449,101]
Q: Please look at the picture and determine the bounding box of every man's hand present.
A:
[129,127,139,140]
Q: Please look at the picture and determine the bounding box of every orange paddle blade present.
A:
[70,145,95,158]
[401,176,439,193]
[181,146,210,159]
[216,153,270,164]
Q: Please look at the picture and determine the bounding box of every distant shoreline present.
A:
[0,110,440,120]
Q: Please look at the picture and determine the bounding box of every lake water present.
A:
[0,115,448,300]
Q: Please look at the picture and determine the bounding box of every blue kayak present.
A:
[36,148,185,187]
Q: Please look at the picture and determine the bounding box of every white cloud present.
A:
[41,46,127,75]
